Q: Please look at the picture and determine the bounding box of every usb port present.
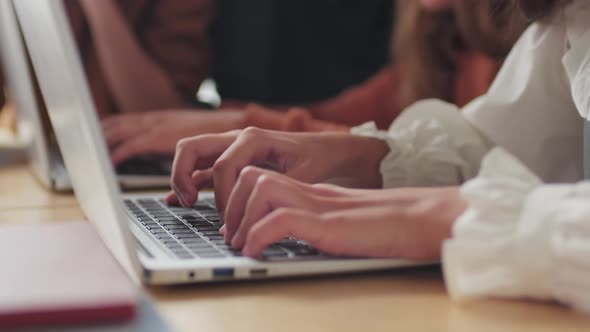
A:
[212,268,234,278]
[250,268,267,277]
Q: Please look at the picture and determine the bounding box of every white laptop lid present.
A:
[13,0,141,277]
[0,1,53,188]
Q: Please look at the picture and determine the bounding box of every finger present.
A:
[100,117,121,135]
[224,167,303,243]
[191,168,214,190]
[103,122,142,148]
[227,169,389,248]
[101,114,131,129]
[212,128,272,218]
[101,114,142,143]
[165,191,180,206]
[245,205,421,259]
[219,224,226,236]
[231,172,322,248]
[110,134,163,165]
[223,166,265,242]
[171,131,239,208]
[165,169,214,206]
[309,183,379,197]
[242,208,326,258]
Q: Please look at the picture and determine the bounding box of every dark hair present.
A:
[516,0,565,20]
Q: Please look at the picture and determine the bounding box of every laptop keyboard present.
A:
[124,198,324,260]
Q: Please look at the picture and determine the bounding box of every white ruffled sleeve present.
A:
[443,148,590,314]
[351,99,493,188]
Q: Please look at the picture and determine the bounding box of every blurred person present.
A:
[68,0,214,116]
[68,0,396,163]
[102,0,528,165]
[2,1,395,158]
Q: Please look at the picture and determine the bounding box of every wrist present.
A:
[355,136,389,188]
[333,135,388,188]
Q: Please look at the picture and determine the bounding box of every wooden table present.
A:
[1,162,589,332]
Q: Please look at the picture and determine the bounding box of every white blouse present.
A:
[353,0,590,313]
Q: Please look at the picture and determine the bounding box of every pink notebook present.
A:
[0,221,137,329]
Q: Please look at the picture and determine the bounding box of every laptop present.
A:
[13,0,426,284]
[0,0,171,191]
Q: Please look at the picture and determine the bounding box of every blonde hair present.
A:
[394,0,528,109]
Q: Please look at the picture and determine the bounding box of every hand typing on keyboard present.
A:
[208,167,463,261]
[164,128,460,261]
[166,128,387,217]
[126,197,324,260]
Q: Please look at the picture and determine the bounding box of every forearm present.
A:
[306,65,399,129]
[80,0,188,112]
[242,104,350,132]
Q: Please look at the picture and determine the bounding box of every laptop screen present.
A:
[12,0,140,279]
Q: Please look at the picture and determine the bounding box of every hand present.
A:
[218,167,466,260]
[101,110,245,164]
[166,127,389,216]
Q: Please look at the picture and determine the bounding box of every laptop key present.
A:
[189,223,213,230]
[262,248,289,258]
[179,239,208,246]
[226,249,243,257]
[290,246,320,256]
[181,214,207,221]
[189,249,217,256]
[170,230,197,236]
[186,245,213,252]
[150,214,173,219]
[180,237,208,243]
[193,226,218,231]
[175,234,200,240]
[144,208,164,213]
[191,251,221,257]
[199,230,222,236]
[189,245,219,252]
[163,225,190,231]
[167,245,185,252]
[158,220,185,226]
[194,203,213,210]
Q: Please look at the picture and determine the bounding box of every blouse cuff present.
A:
[444,148,590,314]
[351,99,491,189]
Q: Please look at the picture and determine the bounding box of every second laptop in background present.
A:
[0,0,171,191]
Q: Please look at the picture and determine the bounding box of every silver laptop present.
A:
[14,0,426,284]
[0,0,170,191]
